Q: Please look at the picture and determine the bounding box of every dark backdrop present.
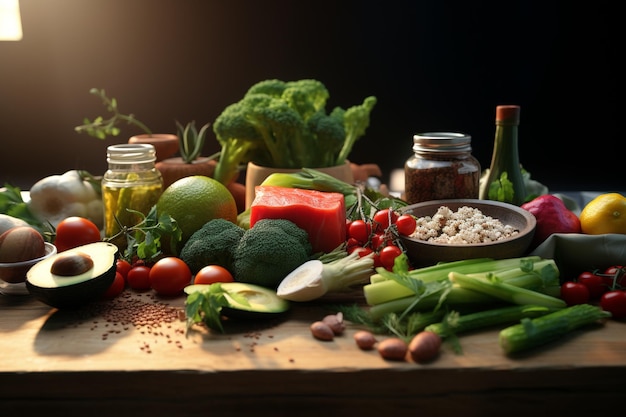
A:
[0,0,621,192]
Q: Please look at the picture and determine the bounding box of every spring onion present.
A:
[276,248,375,302]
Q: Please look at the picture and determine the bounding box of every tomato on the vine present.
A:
[577,271,607,299]
[560,281,590,306]
[379,245,403,270]
[194,265,234,285]
[370,233,387,251]
[149,257,192,296]
[395,214,417,236]
[372,209,399,233]
[54,216,101,252]
[348,220,372,245]
[600,290,626,319]
[601,265,625,290]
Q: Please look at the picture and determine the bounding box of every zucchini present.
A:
[499,303,611,355]
[425,304,562,338]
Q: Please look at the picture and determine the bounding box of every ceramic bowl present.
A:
[399,199,536,267]
[0,242,57,285]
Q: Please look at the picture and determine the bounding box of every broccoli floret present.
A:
[212,94,276,183]
[245,79,288,97]
[179,218,245,274]
[231,219,312,289]
[211,78,376,185]
[306,110,345,166]
[335,95,377,165]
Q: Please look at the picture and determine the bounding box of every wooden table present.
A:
[1,285,624,417]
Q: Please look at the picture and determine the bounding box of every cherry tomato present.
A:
[602,265,625,290]
[194,265,234,285]
[116,259,132,280]
[379,245,403,270]
[372,209,399,233]
[149,257,192,296]
[370,233,386,251]
[560,281,590,306]
[349,246,374,258]
[577,271,607,299]
[102,271,126,299]
[54,216,101,252]
[600,290,626,319]
[126,265,152,290]
[348,220,372,245]
[395,214,417,236]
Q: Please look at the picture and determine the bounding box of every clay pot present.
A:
[156,157,217,189]
[129,134,179,162]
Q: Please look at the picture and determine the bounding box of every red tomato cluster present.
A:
[560,265,626,319]
[346,208,417,271]
[105,257,235,299]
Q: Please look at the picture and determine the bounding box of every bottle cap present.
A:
[107,144,157,164]
[496,105,520,124]
[413,132,472,153]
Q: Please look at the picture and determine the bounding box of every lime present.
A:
[156,176,238,252]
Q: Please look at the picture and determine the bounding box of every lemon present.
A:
[156,176,238,251]
[579,193,626,235]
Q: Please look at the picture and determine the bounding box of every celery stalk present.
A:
[368,286,496,320]
[364,256,545,306]
[450,271,566,309]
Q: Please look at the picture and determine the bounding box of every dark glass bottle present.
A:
[479,105,526,206]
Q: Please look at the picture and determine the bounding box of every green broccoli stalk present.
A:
[179,219,245,274]
[276,244,375,302]
[335,95,378,165]
[211,78,377,185]
[231,219,312,289]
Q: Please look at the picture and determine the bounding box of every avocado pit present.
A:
[26,242,118,309]
[50,252,94,276]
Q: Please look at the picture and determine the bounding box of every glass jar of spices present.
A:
[102,144,164,250]
[404,132,481,204]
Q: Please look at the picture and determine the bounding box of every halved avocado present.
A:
[185,282,290,319]
[26,242,118,309]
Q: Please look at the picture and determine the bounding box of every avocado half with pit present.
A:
[185,282,290,319]
[26,242,118,309]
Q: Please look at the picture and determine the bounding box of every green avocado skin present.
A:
[25,242,118,309]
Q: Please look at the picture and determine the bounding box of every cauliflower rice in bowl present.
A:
[411,205,520,244]
[399,199,536,267]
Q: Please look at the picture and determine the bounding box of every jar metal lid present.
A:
[412,132,472,153]
[106,144,157,164]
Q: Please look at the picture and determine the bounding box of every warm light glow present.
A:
[0,0,22,41]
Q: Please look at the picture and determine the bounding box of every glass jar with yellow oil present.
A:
[102,144,163,250]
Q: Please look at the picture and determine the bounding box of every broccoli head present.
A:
[212,78,376,185]
[179,218,245,274]
[231,219,312,289]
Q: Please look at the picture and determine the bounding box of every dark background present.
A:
[0,0,621,192]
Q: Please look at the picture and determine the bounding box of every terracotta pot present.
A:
[156,157,217,189]
[129,134,179,162]
[244,161,355,209]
